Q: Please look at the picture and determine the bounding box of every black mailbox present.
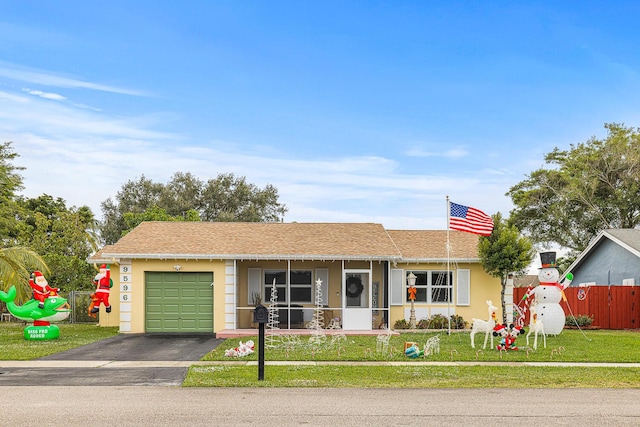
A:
[253,305,269,324]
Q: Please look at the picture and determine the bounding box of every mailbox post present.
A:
[253,304,269,381]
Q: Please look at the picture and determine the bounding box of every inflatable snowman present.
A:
[533,252,570,335]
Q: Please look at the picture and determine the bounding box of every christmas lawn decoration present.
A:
[224,340,255,357]
[91,264,113,314]
[494,323,524,351]
[532,252,572,335]
[526,301,546,349]
[470,300,498,349]
[0,279,71,340]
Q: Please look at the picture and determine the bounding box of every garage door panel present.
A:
[163,304,180,314]
[147,288,163,298]
[164,289,180,298]
[181,289,197,298]
[145,272,214,333]
[181,304,197,314]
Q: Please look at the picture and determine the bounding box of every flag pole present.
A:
[446,195,451,335]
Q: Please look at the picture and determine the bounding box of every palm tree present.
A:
[0,247,49,304]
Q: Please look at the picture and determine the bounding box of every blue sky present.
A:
[1,1,639,231]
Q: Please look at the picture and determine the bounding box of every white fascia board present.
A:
[101,252,401,262]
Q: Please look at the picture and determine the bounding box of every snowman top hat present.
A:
[539,251,557,268]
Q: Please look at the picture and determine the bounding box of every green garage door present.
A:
[145,272,214,333]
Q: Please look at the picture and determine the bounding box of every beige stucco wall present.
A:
[389,263,502,328]
[98,259,227,333]
[96,257,499,333]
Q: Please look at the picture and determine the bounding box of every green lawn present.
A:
[2,323,638,388]
[203,329,640,363]
[0,323,119,360]
[184,365,640,388]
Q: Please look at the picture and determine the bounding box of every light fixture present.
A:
[173,264,182,271]
[407,272,417,329]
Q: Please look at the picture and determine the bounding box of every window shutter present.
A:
[391,269,404,306]
[248,268,261,305]
[456,269,470,306]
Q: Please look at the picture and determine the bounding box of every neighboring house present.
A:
[563,229,640,286]
[90,222,501,334]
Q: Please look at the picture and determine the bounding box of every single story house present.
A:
[563,229,640,286]
[90,222,501,334]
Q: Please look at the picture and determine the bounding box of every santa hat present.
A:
[492,324,506,336]
[33,271,44,277]
[100,264,107,269]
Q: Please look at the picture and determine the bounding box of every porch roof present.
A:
[98,221,403,261]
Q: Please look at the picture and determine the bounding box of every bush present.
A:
[565,314,594,327]
[415,314,467,330]
[396,314,467,330]
[450,314,467,330]
[394,319,410,329]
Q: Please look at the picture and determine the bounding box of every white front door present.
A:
[342,270,371,330]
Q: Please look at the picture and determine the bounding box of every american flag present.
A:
[449,202,494,236]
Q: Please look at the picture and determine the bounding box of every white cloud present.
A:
[405,147,469,158]
[22,88,67,101]
[2,73,516,230]
[0,61,147,96]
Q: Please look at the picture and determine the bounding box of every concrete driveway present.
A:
[0,333,223,386]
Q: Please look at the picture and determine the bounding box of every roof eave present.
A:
[101,252,402,262]
[399,257,481,264]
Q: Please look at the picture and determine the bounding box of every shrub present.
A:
[565,314,594,327]
[416,314,447,329]
[394,319,410,329]
[450,314,467,330]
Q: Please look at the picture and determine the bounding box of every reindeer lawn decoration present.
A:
[470,300,498,349]
[526,300,546,350]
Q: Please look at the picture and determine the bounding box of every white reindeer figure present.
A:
[526,301,546,350]
[470,300,498,349]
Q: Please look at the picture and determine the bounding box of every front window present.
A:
[406,270,452,303]
[264,269,313,304]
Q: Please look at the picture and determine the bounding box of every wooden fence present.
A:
[513,286,639,330]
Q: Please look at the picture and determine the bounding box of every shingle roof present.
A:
[603,229,640,253]
[94,222,483,262]
[386,229,480,261]
[100,222,403,261]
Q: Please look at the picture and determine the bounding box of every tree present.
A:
[0,142,25,245]
[0,247,50,304]
[121,206,200,237]
[100,172,288,244]
[507,123,640,254]
[478,213,535,323]
[16,194,99,292]
[100,175,164,244]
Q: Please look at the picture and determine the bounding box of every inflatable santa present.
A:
[30,271,59,309]
[91,264,112,314]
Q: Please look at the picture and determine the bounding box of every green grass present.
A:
[183,365,640,388]
[186,330,640,388]
[2,324,638,388]
[0,323,119,360]
[202,329,640,363]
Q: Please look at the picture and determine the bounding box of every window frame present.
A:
[263,269,313,304]
[405,269,453,304]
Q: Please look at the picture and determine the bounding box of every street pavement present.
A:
[1,386,639,426]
